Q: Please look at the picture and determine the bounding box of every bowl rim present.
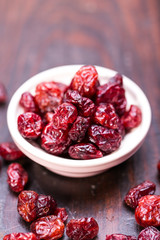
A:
[7,65,151,169]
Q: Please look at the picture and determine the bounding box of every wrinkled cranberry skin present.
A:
[106,234,136,240]
[20,92,38,112]
[54,207,68,222]
[121,105,142,130]
[18,112,43,139]
[124,180,156,209]
[7,163,28,192]
[41,123,71,155]
[138,226,160,240]
[63,89,82,105]
[69,116,90,142]
[66,217,99,240]
[35,81,64,113]
[3,232,37,240]
[0,82,7,103]
[88,125,122,153]
[30,215,64,240]
[69,143,103,160]
[93,103,119,129]
[0,142,24,161]
[70,65,99,98]
[52,103,78,130]
[36,194,57,218]
[17,190,39,222]
[109,73,123,86]
[135,195,160,227]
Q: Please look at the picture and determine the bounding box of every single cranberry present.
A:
[54,207,68,222]
[36,194,57,218]
[0,82,7,103]
[0,142,24,161]
[66,217,99,240]
[138,226,160,240]
[18,112,43,139]
[3,232,37,240]
[106,234,136,240]
[121,105,142,130]
[19,92,38,112]
[7,163,28,192]
[63,89,82,105]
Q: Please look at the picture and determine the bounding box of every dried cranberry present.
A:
[18,112,43,139]
[135,195,160,227]
[70,65,99,98]
[54,207,68,222]
[106,234,136,240]
[88,125,122,153]
[93,103,119,129]
[121,105,142,130]
[69,143,103,160]
[36,194,57,218]
[35,81,64,113]
[7,163,28,193]
[43,112,54,124]
[69,116,90,142]
[63,89,82,105]
[30,215,64,240]
[3,232,37,240]
[17,190,39,222]
[19,92,38,112]
[0,82,7,103]
[53,82,68,93]
[41,123,71,155]
[124,180,156,209]
[52,103,78,130]
[138,226,160,240]
[109,73,123,86]
[0,142,24,161]
[116,120,125,138]
[66,217,99,240]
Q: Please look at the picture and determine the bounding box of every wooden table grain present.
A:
[0,0,160,238]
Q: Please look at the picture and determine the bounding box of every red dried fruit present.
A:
[93,103,119,129]
[138,226,160,240]
[135,195,160,227]
[109,73,123,86]
[124,180,156,209]
[41,123,71,155]
[121,105,142,130]
[18,112,43,139]
[106,234,136,240]
[3,232,37,240]
[7,163,28,192]
[35,81,64,113]
[17,190,39,222]
[66,217,99,240]
[44,112,54,124]
[116,120,125,138]
[36,194,57,218]
[53,82,68,93]
[0,142,24,161]
[63,89,82,105]
[54,207,68,222]
[88,125,122,153]
[0,82,7,103]
[69,143,103,160]
[20,92,38,112]
[30,215,64,240]
[69,116,90,142]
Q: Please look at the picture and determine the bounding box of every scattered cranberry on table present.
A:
[0,82,7,104]
[3,232,37,240]
[106,234,136,240]
[138,226,160,240]
[0,142,24,161]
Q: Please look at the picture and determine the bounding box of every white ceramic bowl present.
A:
[7,65,151,178]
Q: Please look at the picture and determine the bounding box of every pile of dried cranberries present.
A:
[17,65,142,160]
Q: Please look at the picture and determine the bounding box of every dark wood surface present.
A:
[0,0,160,238]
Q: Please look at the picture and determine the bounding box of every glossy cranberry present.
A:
[54,207,68,222]
[109,73,123,86]
[0,83,7,103]
[121,105,142,130]
[63,89,82,105]
[70,65,99,98]
[19,92,38,112]
[41,123,71,155]
[36,194,57,218]
[138,226,160,240]
[106,234,136,240]
[30,215,64,240]
[69,143,103,160]
[18,112,43,139]
[3,232,37,240]
[69,116,90,142]
[43,112,54,123]
[93,103,119,129]
[35,81,64,113]
[7,163,28,192]
[124,180,156,209]
[88,125,122,153]
[135,195,160,227]
[17,190,39,222]
[52,103,78,130]
[0,142,24,161]
[66,217,99,240]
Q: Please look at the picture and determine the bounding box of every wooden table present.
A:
[0,0,160,238]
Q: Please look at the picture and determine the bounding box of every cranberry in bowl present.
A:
[7,65,151,177]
